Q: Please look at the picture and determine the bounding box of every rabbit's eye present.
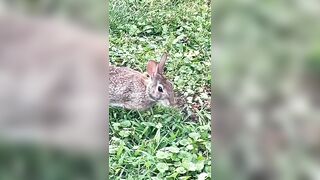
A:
[158,86,163,92]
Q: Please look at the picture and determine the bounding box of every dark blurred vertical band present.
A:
[213,0,320,180]
[0,0,108,179]
[106,0,110,179]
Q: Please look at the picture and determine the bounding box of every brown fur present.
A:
[109,54,175,110]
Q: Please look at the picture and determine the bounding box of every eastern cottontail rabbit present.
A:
[109,53,175,110]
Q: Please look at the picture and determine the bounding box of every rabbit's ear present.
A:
[147,60,158,78]
[158,53,168,74]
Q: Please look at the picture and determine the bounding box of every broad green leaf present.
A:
[179,139,189,146]
[119,130,130,137]
[176,167,186,174]
[182,161,197,171]
[167,146,180,153]
[195,161,204,171]
[156,151,171,159]
[198,173,208,180]
[156,163,169,173]
[186,145,193,150]
[112,123,121,131]
[121,120,131,127]
[189,132,201,140]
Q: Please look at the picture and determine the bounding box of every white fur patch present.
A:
[159,99,170,106]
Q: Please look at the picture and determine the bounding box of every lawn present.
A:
[109,0,211,179]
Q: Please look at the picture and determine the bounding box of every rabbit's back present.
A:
[109,66,155,110]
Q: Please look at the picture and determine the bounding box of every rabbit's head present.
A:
[146,53,175,107]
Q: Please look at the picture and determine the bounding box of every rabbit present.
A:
[109,53,175,110]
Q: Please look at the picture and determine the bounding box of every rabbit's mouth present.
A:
[149,94,174,107]
[159,99,170,107]
[149,94,159,101]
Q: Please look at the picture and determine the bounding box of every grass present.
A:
[109,0,211,179]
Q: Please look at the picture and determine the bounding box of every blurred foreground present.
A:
[214,0,320,180]
[0,1,107,179]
